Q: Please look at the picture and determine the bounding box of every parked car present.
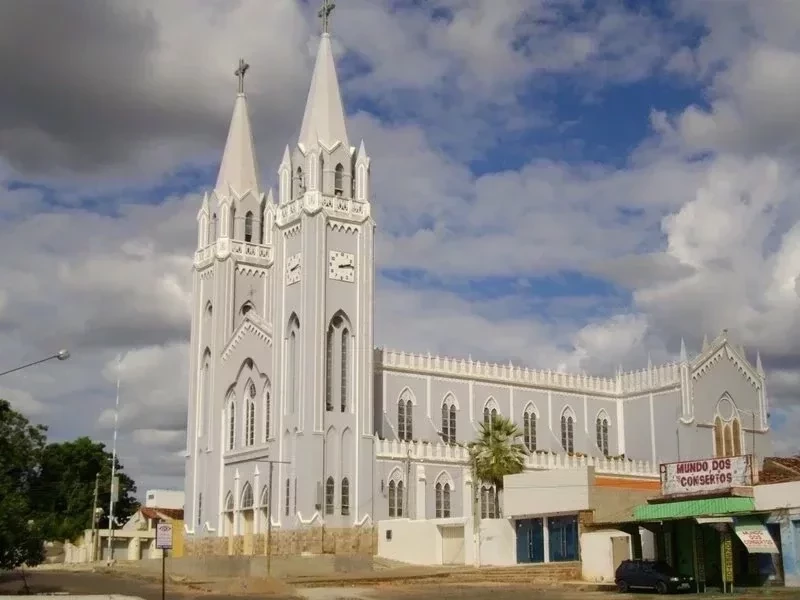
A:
[615,559,695,593]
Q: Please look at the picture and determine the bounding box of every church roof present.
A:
[216,90,260,197]
[298,32,350,152]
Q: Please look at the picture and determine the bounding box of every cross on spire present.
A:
[318,0,335,34]
[235,59,250,94]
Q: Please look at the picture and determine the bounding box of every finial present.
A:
[318,0,335,34]
[756,351,765,376]
[235,58,250,94]
[680,338,687,362]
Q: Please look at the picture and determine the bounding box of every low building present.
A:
[144,489,185,510]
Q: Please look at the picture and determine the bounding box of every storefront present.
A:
[632,456,783,590]
[515,514,580,563]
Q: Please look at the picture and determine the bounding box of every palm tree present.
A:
[467,414,528,518]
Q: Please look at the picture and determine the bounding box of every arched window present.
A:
[561,408,575,454]
[287,315,300,414]
[264,384,271,442]
[244,211,254,242]
[241,302,254,317]
[398,391,413,441]
[441,395,457,444]
[230,206,236,238]
[325,314,350,413]
[714,416,724,457]
[483,401,498,427]
[325,476,335,515]
[388,476,404,518]
[245,381,256,447]
[435,476,452,518]
[334,163,344,195]
[241,483,254,510]
[224,491,234,513]
[210,213,217,241]
[260,486,270,531]
[481,485,498,518]
[296,167,305,196]
[227,395,236,450]
[284,478,291,516]
[523,406,537,452]
[596,412,610,457]
[723,423,734,457]
[205,302,213,318]
[341,477,350,516]
[197,349,211,438]
[732,418,742,455]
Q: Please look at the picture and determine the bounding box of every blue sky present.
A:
[2,0,800,493]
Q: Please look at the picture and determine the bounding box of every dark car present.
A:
[615,559,695,594]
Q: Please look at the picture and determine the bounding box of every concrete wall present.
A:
[581,530,631,582]
[589,481,659,523]
[754,481,800,511]
[145,489,185,509]
[504,469,591,518]
[378,518,442,565]
[479,519,516,566]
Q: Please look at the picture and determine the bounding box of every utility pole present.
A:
[90,473,100,562]
[106,354,121,564]
[404,449,411,517]
[252,458,290,576]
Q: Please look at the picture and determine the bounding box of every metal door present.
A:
[440,525,465,565]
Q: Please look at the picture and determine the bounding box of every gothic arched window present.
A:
[334,163,344,195]
[483,400,498,427]
[397,392,413,441]
[325,476,335,515]
[481,485,498,518]
[287,315,300,414]
[264,383,271,442]
[561,407,575,454]
[435,476,452,518]
[325,313,351,413]
[230,206,236,238]
[523,406,537,452]
[284,478,291,516]
[341,477,350,516]
[441,395,457,444]
[227,394,236,451]
[596,412,610,457]
[388,474,404,518]
[210,213,217,241]
[245,381,256,447]
[244,211,254,242]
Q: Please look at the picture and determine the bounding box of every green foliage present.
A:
[0,399,47,570]
[467,414,528,490]
[31,437,138,542]
[0,399,140,569]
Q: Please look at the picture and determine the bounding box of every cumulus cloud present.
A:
[2,0,800,494]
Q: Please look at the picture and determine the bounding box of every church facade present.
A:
[183,26,772,540]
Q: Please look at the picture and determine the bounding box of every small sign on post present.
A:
[156,522,173,600]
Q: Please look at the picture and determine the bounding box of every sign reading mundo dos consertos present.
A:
[660,456,751,496]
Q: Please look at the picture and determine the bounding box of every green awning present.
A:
[634,496,755,521]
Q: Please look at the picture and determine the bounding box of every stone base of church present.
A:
[184,526,378,557]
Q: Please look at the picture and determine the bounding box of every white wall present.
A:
[378,519,445,565]
[145,489,185,509]
[581,530,630,582]
[504,468,591,518]
[754,481,800,511]
[479,519,516,566]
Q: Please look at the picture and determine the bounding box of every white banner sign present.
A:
[734,524,779,554]
[661,456,750,496]
[156,522,173,550]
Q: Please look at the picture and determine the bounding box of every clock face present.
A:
[286,253,301,285]
[328,250,355,283]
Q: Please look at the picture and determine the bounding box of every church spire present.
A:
[297,0,350,151]
[215,59,260,196]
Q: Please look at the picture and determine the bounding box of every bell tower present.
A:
[273,0,376,526]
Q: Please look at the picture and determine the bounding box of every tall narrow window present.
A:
[483,404,498,427]
[264,386,271,442]
[230,206,236,238]
[244,211,254,242]
[227,397,236,450]
[435,479,452,518]
[197,493,203,527]
[388,480,397,517]
[246,382,256,447]
[325,476,335,515]
[596,413,610,457]
[334,163,344,195]
[285,478,291,517]
[441,396,457,443]
[398,392,413,441]
[714,416,724,457]
[732,418,742,455]
[481,485,497,518]
[296,167,305,196]
[561,409,575,454]
[325,325,334,411]
[288,315,299,415]
[396,481,404,517]
[340,328,349,412]
[210,213,217,241]
[523,408,537,452]
[293,477,297,514]
[341,477,350,516]
[723,423,733,457]
[198,352,210,438]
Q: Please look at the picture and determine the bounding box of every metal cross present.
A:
[235,59,250,94]
[318,0,335,34]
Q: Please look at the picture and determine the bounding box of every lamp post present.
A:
[0,349,70,378]
[251,458,291,576]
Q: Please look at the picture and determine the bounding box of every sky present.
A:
[2,0,800,496]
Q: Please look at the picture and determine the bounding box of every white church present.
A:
[183,10,771,555]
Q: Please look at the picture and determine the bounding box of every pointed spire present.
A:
[680,338,687,362]
[647,353,653,369]
[216,59,260,197]
[266,188,275,205]
[756,351,765,376]
[702,334,709,351]
[298,7,349,152]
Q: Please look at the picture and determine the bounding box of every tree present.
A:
[0,399,47,570]
[468,415,528,517]
[31,437,138,542]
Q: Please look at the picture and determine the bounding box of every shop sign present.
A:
[660,456,751,496]
[734,522,779,554]
[721,531,734,583]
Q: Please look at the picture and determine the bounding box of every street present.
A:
[3,570,800,600]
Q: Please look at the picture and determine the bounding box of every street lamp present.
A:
[0,349,70,378]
